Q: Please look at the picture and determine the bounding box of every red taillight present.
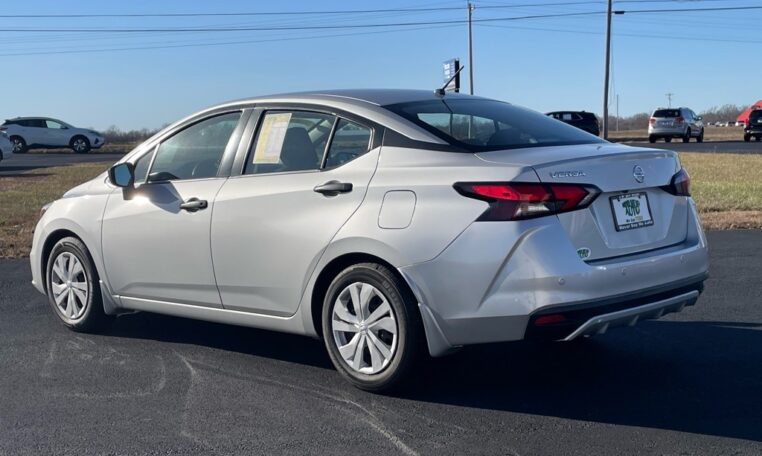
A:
[649,117,656,125]
[675,116,685,125]
[535,314,567,325]
[454,182,601,221]
[661,168,691,197]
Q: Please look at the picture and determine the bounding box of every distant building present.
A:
[737,100,762,126]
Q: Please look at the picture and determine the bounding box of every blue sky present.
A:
[1,0,760,130]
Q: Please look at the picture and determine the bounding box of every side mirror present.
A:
[108,162,135,188]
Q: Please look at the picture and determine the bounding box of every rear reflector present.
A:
[454,182,600,221]
[535,314,567,325]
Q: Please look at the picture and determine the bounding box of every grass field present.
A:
[0,153,760,258]
[609,127,745,142]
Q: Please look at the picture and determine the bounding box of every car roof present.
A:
[228,89,483,107]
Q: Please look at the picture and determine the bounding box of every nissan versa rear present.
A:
[30,90,709,391]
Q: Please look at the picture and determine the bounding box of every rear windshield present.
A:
[653,109,680,118]
[385,99,603,152]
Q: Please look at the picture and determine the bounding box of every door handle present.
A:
[179,197,208,212]
[313,181,353,196]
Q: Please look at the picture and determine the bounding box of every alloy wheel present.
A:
[50,252,88,320]
[72,138,88,153]
[331,281,398,375]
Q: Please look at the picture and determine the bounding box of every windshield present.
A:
[750,110,762,123]
[384,99,603,152]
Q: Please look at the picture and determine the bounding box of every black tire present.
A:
[10,136,27,153]
[70,135,91,154]
[321,262,424,392]
[697,129,704,143]
[665,137,672,143]
[45,236,110,332]
[756,136,761,142]
[682,129,691,143]
[648,135,656,144]
[744,135,751,143]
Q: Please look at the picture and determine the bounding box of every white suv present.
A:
[1,117,105,153]
[648,108,704,143]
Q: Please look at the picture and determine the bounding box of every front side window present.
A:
[324,119,372,168]
[386,99,603,152]
[148,112,241,182]
[245,111,335,175]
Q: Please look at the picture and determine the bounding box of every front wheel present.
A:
[45,237,110,332]
[744,134,751,142]
[683,129,691,143]
[10,136,27,153]
[70,136,91,154]
[697,129,704,143]
[322,263,424,392]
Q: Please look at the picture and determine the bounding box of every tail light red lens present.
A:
[454,182,601,221]
[649,117,656,125]
[675,116,685,125]
[661,168,691,197]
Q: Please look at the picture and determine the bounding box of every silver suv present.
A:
[648,107,704,143]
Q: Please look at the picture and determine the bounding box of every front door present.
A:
[101,111,244,307]
[211,110,378,316]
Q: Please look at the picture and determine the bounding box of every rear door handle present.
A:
[313,181,353,196]
[179,197,208,212]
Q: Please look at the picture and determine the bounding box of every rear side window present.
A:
[324,119,372,168]
[653,109,680,118]
[245,111,335,175]
[579,112,597,120]
[386,99,602,152]
[148,111,241,182]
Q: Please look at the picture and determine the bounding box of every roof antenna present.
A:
[435,65,465,97]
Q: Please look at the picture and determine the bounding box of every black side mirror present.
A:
[108,162,135,188]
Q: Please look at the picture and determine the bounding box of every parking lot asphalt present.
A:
[0,152,120,176]
[1,230,760,455]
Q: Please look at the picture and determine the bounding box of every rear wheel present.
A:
[744,134,751,142]
[697,129,704,143]
[10,136,27,153]
[45,237,110,332]
[682,129,691,143]
[321,262,424,392]
[70,136,91,154]
[648,135,656,144]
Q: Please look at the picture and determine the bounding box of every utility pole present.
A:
[602,0,613,139]
[467,1,474,95]
[616,94,619,132]
[666,92,674,108]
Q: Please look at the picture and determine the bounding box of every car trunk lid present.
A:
[475,143,689,261]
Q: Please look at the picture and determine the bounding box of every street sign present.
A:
[442,58,460,93]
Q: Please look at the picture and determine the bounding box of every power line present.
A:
[0,12,607,33]
[621,4,762,13]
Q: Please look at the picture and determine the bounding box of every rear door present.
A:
[211,107,380,316]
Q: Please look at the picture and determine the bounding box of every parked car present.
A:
[30,90,709,391]
[0,130,14,162]
[648,107,704,143]
[546,111,600,136]
[744,108,762,142]
[1,117,105,153]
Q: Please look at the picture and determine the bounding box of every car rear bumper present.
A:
[400,199,709,356]
[649,127,686,136]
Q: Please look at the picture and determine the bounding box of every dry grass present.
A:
[0,153,759,258]
[609,127,745,142]
[0,163,108,258]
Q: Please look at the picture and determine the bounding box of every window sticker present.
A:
[253,113,292,164]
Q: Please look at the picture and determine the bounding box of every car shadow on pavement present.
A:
[411,320,762,443]
[105,310,762,442]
